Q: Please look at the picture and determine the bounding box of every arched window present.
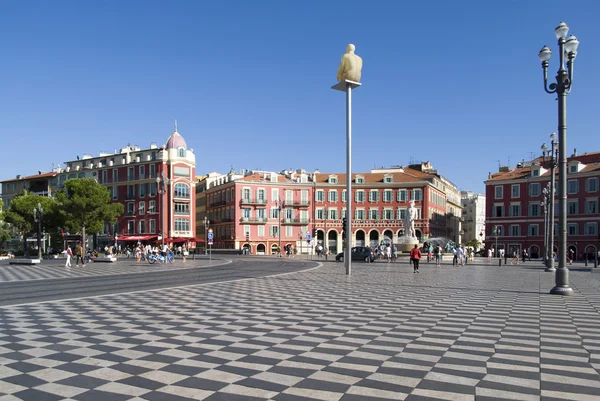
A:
[77,172,85,178]
[178,148,185,157]
[174,218,189,231]
[174,183,189,198]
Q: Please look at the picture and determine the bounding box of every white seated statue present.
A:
[336,44,363,83]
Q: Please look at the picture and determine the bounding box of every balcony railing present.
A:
[283,200,311,208]
[210,200,226,207]
[239,217,268,224]
[240,198,267,206]
[282,218,310,225]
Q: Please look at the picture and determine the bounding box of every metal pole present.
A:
[324,206,327,261]
[278,200,282,257]
[551,65,572,294]
[543,200,548,266]
[36,212,42,260]
[345,83,352,275]
[546,156,556,272]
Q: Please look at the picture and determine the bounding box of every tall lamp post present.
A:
[541,133,558,272]
[114,233,119,256]
[539,22,579,295]
[276,198,282,257]
[203,216,209,255]
[33,202,43,260]
[492,225,500,258]
[541,196,548,265]
[156,172,170,249]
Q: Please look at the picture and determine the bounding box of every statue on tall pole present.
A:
[336,44,363,83]
[404,200,417,239]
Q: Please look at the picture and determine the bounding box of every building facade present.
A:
[202,163,463,255]
[1,127,197,250]
[484,152,600,260]
[461,191,486,247]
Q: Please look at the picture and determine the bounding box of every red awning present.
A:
[116,235,158,241]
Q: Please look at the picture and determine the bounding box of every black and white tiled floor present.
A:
[1,262,600,400]
[0,258,229,282]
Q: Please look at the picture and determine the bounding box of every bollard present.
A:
[585,258,588,267]
[595,258,598,268]
[498,258,501,267]
[193,253,196,260]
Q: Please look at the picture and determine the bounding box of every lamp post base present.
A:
[545,266,556,272]
[550,285,573,295]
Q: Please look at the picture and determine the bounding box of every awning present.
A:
[116,235,159,241]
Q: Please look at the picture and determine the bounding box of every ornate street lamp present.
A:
[33,202,43,260]
[539,22,579,295]
[156,172,170,249]
[492,225,500,258]
[203,216,209,255]
[276,197,282,257]
[541,133,558,272]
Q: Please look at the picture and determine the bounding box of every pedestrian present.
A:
[435,245,441,267]
[182,245,188,262]
[75,242,85,267]
[64,245,73,267]
[487,248,492,263]
[410,244,422,273]
[386,243,391,263]
[569,249,575,265]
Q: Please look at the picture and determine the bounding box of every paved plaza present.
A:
[1,260,600,400]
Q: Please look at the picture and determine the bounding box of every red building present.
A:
[203,164,456,255]
[484,152,600,260]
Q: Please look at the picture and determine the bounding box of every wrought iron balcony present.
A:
[282,218,310,225]
[240,198,267,206]
[283,200,311,208]
[239,217,268,224]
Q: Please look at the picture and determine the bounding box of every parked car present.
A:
[336,246,375,263]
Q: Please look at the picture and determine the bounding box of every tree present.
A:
[55,178,124,248]
[0,217,13,246]
[465,238,482,250]
[2,193,61,255]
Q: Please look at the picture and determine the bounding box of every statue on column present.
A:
[336,44,363,83]
[404,200,418,239]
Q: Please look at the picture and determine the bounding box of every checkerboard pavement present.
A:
[1,261,600,400]
[0,258,229,282]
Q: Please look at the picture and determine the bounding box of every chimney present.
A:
[499,166,510,173]
[573,148,577,156]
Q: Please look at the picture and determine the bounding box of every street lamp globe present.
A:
[564,35,579,54]
[538,46,552,62]
[554,22,569,40]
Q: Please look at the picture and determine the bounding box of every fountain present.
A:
[396,234,420,253]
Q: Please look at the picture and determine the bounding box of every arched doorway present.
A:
[317,230,325,245]
[415,229,422,241]
[242,243,251,254]
[355,230,366,247]
[568,245,578,262]
[383,230,394,245]
[585,245,597,262]
[369,230,380,248]
[529,245,540,259]
[328,231,338,254]
[397,229,404,239]
[271,244,279,255]
[256,243,266,255]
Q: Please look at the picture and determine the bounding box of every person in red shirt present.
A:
[410,244,422,273]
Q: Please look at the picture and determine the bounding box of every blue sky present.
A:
[1,0,599,194]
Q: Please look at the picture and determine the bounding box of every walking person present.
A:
[182,245,188,263]
[386,243,391,263]
[410,244,422,273]
[435,245,442,267]
[64,245,73,268]
[75,241,85,267]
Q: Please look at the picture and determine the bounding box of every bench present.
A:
[9,258,41,265]
[94,256,117,263]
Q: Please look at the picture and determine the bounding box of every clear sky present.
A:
[1,0,599,194]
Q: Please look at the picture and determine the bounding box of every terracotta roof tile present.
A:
[314,170,433,184]
[2,171,57,183]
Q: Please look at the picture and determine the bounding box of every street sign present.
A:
[208,232,214,240]
[208,228,213,233]
[306,233,311,240]
[208,238,213,245]
[307,239,311,244]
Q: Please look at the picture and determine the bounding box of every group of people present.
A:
[63,242,86,267]
[61,242,187,267]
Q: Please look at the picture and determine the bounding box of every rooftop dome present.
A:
[166,130,187,149]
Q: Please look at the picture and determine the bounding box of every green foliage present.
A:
[465,238,481,249]
[55,178,123,236]
[2,192,60,236]
[0,217,13,245]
